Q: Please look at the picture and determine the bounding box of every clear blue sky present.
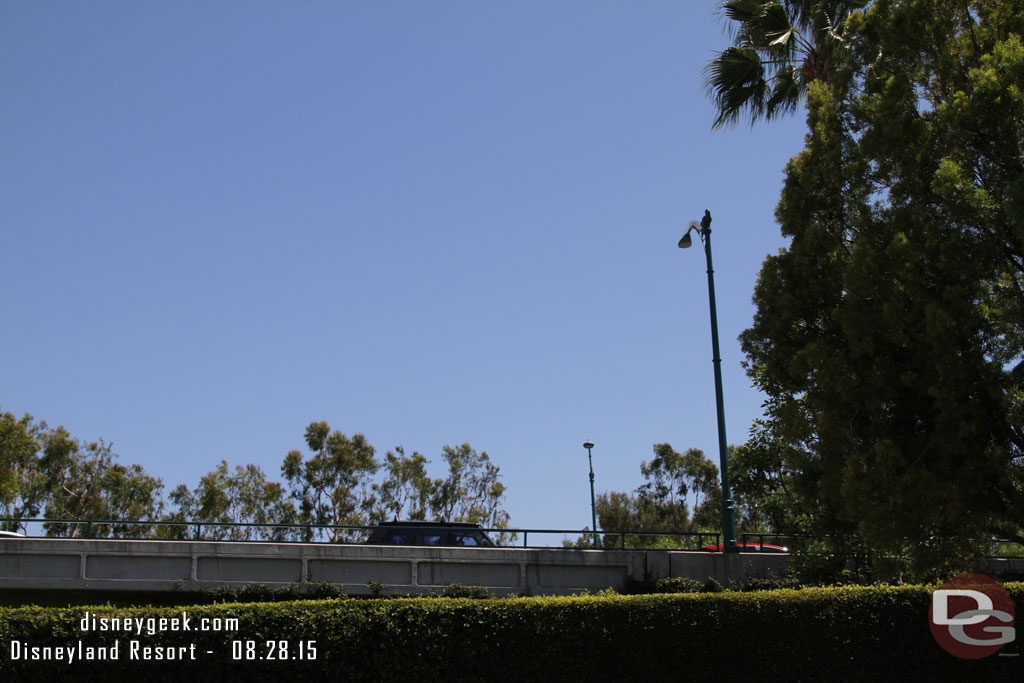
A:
[2,1,808,534]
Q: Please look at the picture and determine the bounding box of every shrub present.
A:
[787,539,856,585]
[0,585,1020,681]
[739,574,801,592]
[702,578,724,592]
[654,577,703,594]
[304,582,342,600]
[235,584,274,603]
[440,583,490,599]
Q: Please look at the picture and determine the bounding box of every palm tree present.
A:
[704,0,868,129]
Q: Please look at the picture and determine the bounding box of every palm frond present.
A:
[720,0,773,40]
[704,46,770,128]
[706,0,865,127]
[764,65,803,120]
[722,0,770,24]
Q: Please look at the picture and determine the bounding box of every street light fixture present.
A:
[583,441,599,549]
[679,209,739,553]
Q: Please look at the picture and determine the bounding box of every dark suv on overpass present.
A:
[365,521,495,548]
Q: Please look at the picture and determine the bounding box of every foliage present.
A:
[0,408,164,537]
[369,443,514,543]
[739,0,1024,579]
[279,425,514,544]
[428,443,511,537]
[705,0,869,128]
[282,422,380,542]
[191,582,342,603]
[304,581,344,600]
[653,577,704,593]
[440,583,491,599]
[639,443,721,529]
[165,461,297,541]
[574,443,763,548]
[995,542,1024,558]
[738,571,802,591]
[729,427,809,533]
[371,445,432,522]
[0,410,48,528]
[0,411,515,542]
[786,538,865,585]
[1,587,1020,682]
[594,444,716,547]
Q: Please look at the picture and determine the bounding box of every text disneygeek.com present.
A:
[6,611,318,663]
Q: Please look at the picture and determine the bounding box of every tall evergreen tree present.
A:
[739,0,1024,577]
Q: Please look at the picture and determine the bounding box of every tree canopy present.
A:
[281,424,513,542]
[574,443,760,549]
[282,422,380,542]
[0,410,513,544]
[0,409,164,537]
[705,0,869,128]
[737,0,1024,578]
[166,461,296,541]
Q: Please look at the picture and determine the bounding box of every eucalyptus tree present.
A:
[166,461,296,541]
[428,443,511,538]
[1,410,168,537]
[0,410,48,531]
[38,432,165,538]
[572,444,754,549]
[371,445,433,523]
[282,422,380,542]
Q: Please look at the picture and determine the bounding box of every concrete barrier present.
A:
[0,537,789,599]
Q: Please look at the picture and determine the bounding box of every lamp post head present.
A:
[680,212,713,249]
[583,441,594,450]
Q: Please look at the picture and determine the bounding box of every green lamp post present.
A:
[679,210,739,553]
[583,441,599,549]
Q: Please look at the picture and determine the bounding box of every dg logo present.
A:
[929,573,1016,659]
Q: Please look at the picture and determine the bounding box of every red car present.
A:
[702,543,789,553]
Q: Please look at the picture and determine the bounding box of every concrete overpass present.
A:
[0,537,789,601]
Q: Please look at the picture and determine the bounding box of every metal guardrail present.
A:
[5,519,1018,556]
[735,533,1024,559]
[0,518,725,551]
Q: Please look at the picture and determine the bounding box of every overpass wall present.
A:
[0,538,789,598]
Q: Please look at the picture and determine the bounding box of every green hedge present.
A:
[0,585,1021,682]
